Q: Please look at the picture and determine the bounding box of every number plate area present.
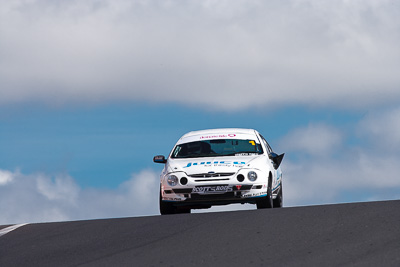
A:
[192,185,233,194]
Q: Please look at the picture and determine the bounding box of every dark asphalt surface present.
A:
[1,200,400,266]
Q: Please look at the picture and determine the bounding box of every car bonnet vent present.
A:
[188,172,235,178]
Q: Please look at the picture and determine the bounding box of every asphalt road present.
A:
[1,200,400,266]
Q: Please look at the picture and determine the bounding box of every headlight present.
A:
[167,175,178,186]
[248,171,257,181]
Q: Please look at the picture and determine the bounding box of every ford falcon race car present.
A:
[153,128,284,215]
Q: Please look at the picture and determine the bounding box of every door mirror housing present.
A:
[269,152,285,169]
[153,155,167,164]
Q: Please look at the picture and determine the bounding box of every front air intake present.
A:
[180,177,188,185]
[237,174,245,182]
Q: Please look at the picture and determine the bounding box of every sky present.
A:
[1,0,400,224]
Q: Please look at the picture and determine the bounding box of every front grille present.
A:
[195,178,230,182]
[188,172,235,178]
[191,192,236,200]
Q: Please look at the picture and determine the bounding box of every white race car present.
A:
[154,128,284,215]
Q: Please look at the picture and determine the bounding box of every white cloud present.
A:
[279,124,343,156]
[282,111,400,206]
[0,169,160,225]
[36,174,80,204]
[0,169,14,185]
[358,107,400,151]
[1,0,399,110]
[284,149,400,207]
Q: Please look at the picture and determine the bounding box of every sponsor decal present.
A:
[200,134,236,139]
[163,197,183,201]
[242,191,268,198]
[235,153,258,156]
[192,185,233,194]
[236,185,242,190]
[183,161,246,168]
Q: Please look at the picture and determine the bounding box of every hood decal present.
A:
[183,161,246,168]
[167,156,262,175]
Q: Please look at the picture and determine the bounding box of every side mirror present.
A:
[269,153,285,169]
[153,155,167,164]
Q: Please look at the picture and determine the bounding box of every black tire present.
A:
[273,183,283,208]
[176,207,191,214]
[159,188,176,215]
[256,178,273,209]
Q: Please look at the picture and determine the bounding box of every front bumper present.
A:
[161,183,269,207]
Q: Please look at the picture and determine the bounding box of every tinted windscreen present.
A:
[171,139,263,158]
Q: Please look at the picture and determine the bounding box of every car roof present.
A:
[176,128,259,144]
[181,128,257,138]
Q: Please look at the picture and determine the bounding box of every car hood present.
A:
[167,155,261,175]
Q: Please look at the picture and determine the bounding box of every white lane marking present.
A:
[0,223,29,237]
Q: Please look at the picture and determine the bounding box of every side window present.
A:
[260,134,273,154]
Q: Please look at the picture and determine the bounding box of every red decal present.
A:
[236,185,242,190]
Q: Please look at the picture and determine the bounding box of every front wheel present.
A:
[159,188,176,215]
[273,183,283,208]
[256,186,273,209]
[176,207,191,214]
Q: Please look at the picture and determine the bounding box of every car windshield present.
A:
[171,139,263,158]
